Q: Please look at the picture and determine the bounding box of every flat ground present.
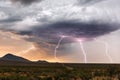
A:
[0,63,120,80]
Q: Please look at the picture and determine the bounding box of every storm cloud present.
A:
[8,20,119,57]
[15,21,120,45]
[11,0,43,5]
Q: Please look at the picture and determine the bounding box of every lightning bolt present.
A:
[95,38,113,63]
[54,36,70,68]
[54,37,64,62]
[79,41,87,63]
[54,36,74,69]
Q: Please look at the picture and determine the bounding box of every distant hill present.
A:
[36,60,48,63]
[0,53,49,65]
[0,53,30,62]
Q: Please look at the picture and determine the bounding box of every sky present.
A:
[0,0,120,63]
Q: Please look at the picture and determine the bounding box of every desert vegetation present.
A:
[0,64,120,80]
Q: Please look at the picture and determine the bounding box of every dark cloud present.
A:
[11,0,43,5]
[0,16,23,30]
[0,16,22,23]
[77,0,106,6]
[32,21,119,43]
[15,21,119,45]
[14,31,33,35]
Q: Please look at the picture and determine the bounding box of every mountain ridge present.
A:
[0,53,30,62]
[0,53,48,64]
